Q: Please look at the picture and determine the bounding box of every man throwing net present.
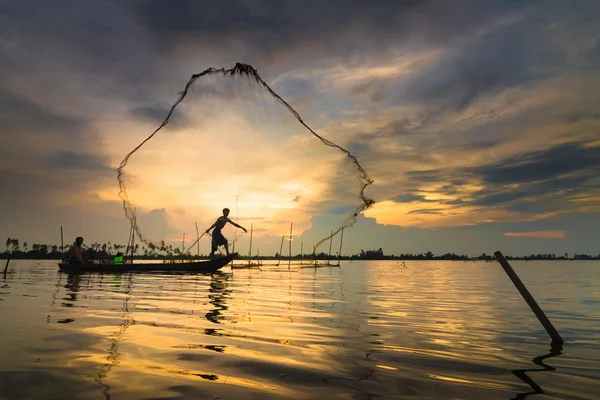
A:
[206,208,247,258]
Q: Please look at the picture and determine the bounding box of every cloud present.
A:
[0,90,83,137]
[1,0,600,256]
[394,194,431,203]
[503,230,566,239]
[44,151,112,171]
[472,141,600,185]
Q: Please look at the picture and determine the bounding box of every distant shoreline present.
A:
[5,239,598,261]
[2,254,599,261]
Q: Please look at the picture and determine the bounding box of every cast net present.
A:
[117,63,373,256]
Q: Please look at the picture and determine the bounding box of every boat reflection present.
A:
[511,341,563,400]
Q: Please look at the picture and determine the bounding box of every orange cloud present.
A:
[502,230,566,239]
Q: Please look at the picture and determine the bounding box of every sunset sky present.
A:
[1,0,599,256]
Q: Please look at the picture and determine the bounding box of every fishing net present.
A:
[117,63,373,255]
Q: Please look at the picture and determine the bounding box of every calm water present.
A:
[0,259,598,400]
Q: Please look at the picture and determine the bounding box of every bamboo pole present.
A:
[494,251,563,345]
[248,224,254,266]
[3,256,10,277]
[337,228,345,266]
[276,235,284,266]
[126,208,136,257]
[195,222,200,257]
[288,223,293,269]
[60,226,64,258]
[327,230,333,265]
[130,215,136,263]
[233,194,240,253]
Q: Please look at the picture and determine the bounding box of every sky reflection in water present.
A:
[0,260,599,399]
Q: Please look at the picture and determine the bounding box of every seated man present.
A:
[68,237,89,264]
[114,252,124,265]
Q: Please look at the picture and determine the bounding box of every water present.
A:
[1,260,598,400]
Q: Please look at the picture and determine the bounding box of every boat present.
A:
[58,253,237,273]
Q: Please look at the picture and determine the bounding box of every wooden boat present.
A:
[58,253,237,273]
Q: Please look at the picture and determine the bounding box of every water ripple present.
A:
[0,260,598,399]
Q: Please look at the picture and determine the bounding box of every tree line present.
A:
[2,238,599,261]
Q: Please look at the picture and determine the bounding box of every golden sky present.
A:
[1,1,599,256]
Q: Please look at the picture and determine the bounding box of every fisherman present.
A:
[68,237,89,264]
[206,208,247,258]
[114,252,124,265]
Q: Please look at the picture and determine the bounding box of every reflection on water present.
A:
[511,342,563,400]
[0,260,599,399]
[94,272,134,399]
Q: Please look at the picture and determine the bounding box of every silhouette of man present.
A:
[68,237,89,264]
[206,208,247,258]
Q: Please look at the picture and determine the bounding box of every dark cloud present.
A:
[472,175,594,207]
[327,205,361,215]
[44,151,112,171]
[131,0,526,70]
[274,77,317,101]
[394,192,467,206]
[473,142,600,185]
[133,0,427,59]
[394,194,428,203]
[0,90,83,136]
[1,0,599,255]
[465,142,600,216]
[394,142,600,217]
[404,169,444,183]
[129,104,188,127]
[565,112,600,125]
[351,1,600,129]
[407,209,443,215]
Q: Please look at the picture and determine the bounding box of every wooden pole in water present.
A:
[337,228,345,266]
[288,223,293,269]
[3,256,10,277]
[60,226,64,258]
[248,223,254,266]
[494,251,564,345]
[327,230,333,265]
[277,235,284,266]
[130,215,136,263]
[126,208,136,257]
[195,222,200,258]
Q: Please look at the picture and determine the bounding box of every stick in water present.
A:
[60,226,64,258]
[288,223,293,269]
[3,256,10,277]
[337,228,344,267]
[277,235,284,266]
[195,222,200,257]
[328,230,333,265]
[494,251,564,345]
[248,224,254,266]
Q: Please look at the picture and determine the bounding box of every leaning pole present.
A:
[494,251,563,345]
